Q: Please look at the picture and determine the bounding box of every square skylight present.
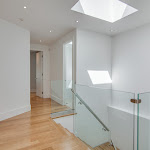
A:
[71,0,138,23]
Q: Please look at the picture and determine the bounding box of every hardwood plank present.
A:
[0,93,90,150]
[0,93,118,150]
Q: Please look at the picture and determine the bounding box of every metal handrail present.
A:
[71,89,110,132]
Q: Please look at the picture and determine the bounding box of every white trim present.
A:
[30,44,50,99]
[51,94,64,105]
[43,93,51,99]
[31,89,36,92]
[0,105,31,121]
[63,40,74,106]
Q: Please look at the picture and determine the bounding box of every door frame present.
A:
[63,40,74,107]
[30,50,43,98]
[36,51,43,98]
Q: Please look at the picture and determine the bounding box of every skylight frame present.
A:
[71,0,138,23]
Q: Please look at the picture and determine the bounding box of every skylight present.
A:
[88,70,112,84]
[71,0,138,23]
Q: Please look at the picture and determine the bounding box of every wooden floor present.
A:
[84,141,116,150]
[51,99,70,114]
[94,143,117,150]
[0,93,115,150]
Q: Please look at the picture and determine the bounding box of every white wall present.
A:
[111,23,150,150]
[112,23,150,94]
[30,44,50,98]
[76,29,112,88]
[50,30,76,105]
[75,29,112,146]
[0,19,30,121]
[76,29,112,124]
[30,52,36,92]
[64,43,72,82]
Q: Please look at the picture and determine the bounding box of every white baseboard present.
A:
[0,105,31,121]
[51,94,63,105]
[43,92,51,99]
[31,89,36,92]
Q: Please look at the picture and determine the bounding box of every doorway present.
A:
[50,41,75,118]
[30,51,43,98]
[63,41,73,109]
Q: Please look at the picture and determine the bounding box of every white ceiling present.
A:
[0,0,150,45]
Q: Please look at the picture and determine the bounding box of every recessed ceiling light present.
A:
[76,20,79,23]
[50,30,52,33]
[24,6,27,9]
[40,40,42,43]
[110,29,117,32]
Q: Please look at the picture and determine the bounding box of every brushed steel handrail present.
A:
[71,89,110,132]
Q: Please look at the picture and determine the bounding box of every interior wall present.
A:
[50,30,76,105]
[30,44,50,98]
[112,23,150,94]
[76,29,112,119]
[111,23,150,150]
[76,29,112,88]
[30,52,36,92]
[75,29,112,146]
[64,43,72,82]
[0,19,30,121]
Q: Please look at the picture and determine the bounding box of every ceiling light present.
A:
[76,20,79,23]
[24,6,27,9]
[50,30,52,33]
[110,29,118,32]
[110,29,114,32]
[40,40,42,43]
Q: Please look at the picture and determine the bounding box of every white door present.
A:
[36,52,43,97]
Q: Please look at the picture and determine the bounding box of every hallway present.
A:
[0,93,90,150]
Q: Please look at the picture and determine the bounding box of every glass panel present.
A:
[63,80,73,109]
[50,80,74,118]
[73,84,135,149]
[110,90,135,150]
[137,92,150,150]
[74,94,110,148]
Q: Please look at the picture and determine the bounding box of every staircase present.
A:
[94,143,119,150]
[55,123,91,150]
[55,122,119,150]
[80,139,117,150]
[52,88,119,150]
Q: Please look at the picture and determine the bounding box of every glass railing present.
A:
[73,84,135,150]
[137,92,150,150]
[50,81,136,149]
[50,80,150,150]
[72,89,111,148]
[50,80,74,118]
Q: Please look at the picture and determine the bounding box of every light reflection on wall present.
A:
[87,70,112,84]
